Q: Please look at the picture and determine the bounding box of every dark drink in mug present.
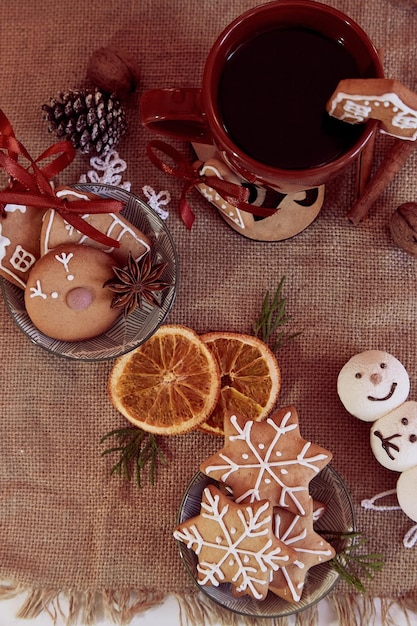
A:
[140,0,384,192]
[219,27,364,170]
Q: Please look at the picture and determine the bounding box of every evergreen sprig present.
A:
[100,426,167,488]
[253,276,301,351]
[322,530,384,592]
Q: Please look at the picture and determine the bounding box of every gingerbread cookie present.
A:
[40,187,151,266]
[24,243,120,341]
[327,78,417,140]
[192,143,324,242]
[269,502,335,603]
[200,408,332,516]
[173,484,296,600]
[0,200,44,289]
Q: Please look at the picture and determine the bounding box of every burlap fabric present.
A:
[2,0,417,624]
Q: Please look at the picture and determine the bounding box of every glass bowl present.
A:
[176,465,355,619]
[0,183,178,361]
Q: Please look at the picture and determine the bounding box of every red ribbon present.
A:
[0,109,124,248]
[146,140,278,229]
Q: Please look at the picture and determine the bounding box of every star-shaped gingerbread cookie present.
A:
[269,502,336,602]
[173,484,296,600]
[200,407,332,516]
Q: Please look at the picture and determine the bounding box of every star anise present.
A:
[104,251,171,317]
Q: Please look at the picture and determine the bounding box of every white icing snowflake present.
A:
[78,149,131,190]
[174,484,293,600]
[201,408,332,516]
[142,185,170,220]
[271,506,335,602]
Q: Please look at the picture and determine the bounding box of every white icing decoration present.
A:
[142,186,170,220]
[328,91,417,140]
[203,411,330,515]
[0,223,11,262]
[273,511,334,602]
[0,220,31,289]
[10,245,36,273]
[4,203,26,214]
[29,280,47,299]
[67,274,74,281]
[43,196,151,258]
[173,487,290,600]
[55,252,73,273]
[51,292,58,299]
[198,163,246,230]
[78,149,131,191]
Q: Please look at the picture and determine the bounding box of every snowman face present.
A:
[370,402,417,472]
[337,350,410,422]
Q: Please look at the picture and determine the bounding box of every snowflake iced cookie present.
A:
[200,408,332,516]
[269,502,336,603]
[40,187,151,267]
[24,243,120,341]
[337,350,410,422]
[173,484,296,600]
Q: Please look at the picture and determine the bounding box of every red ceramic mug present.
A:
[140,0,383,192]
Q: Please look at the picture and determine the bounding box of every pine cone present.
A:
[42,87,127,155]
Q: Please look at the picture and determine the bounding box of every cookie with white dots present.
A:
[24,244,120,341]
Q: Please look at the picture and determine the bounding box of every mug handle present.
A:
[140,88,213,144]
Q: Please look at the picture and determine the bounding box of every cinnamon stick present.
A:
[355,132,377,200]
[347,138,417,224]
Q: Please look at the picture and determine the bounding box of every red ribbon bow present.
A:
[146,139,278,229]
[0,109,123,248]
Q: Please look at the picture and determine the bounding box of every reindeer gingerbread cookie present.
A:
[337,350,417,547]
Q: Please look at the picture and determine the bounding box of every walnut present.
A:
[389,202,417,256]
[86,47,140,99]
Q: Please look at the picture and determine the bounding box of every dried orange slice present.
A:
[200,332,281,435]
[108,324,221,435]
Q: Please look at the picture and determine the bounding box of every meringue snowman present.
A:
[338,350,417,547]
[337,350,410,422]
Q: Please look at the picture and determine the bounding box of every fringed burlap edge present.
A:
[2,583,417,625]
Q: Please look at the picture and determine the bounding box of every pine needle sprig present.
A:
[100,426,167,488]
[321,530,384,593]
[253,276,301,351]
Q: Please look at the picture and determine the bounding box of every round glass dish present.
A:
[176,465,355,619]
[0,183,178,361]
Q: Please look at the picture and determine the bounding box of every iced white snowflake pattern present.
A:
[271,506,335,602]
[174,484,294,600]
[201,408,332,516]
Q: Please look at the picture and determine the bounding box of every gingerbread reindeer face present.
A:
[370,401,417,472]
[337,350,410,422]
